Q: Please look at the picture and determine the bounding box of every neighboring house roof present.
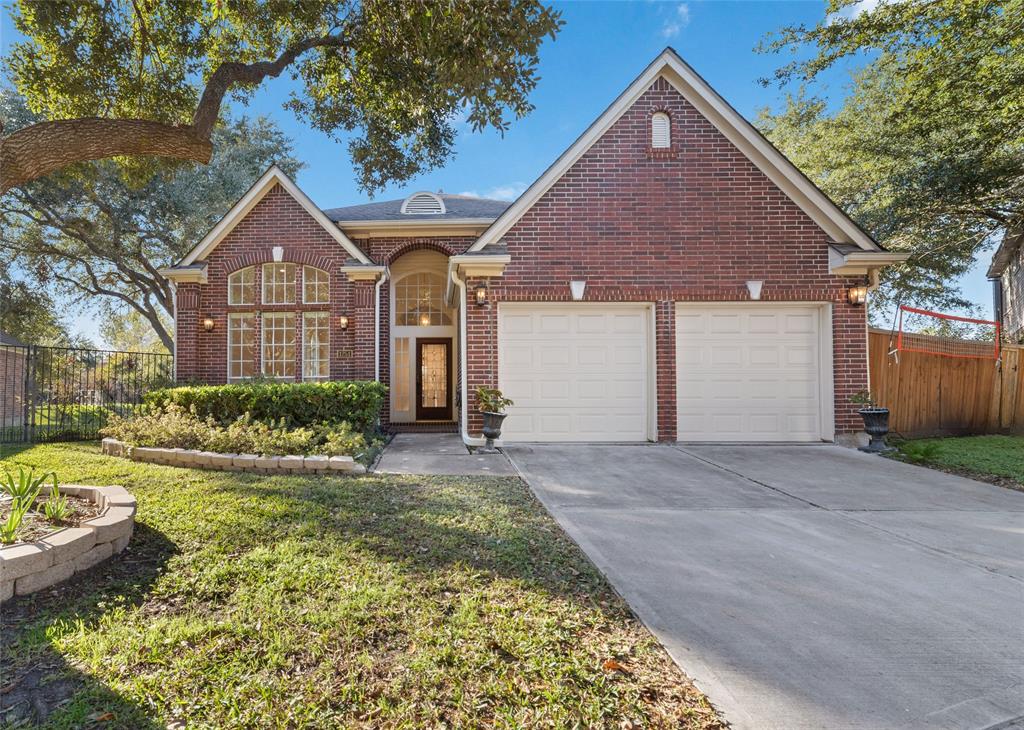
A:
[470,47,888,254]
[174,165,372,268]
[0,331,27,347]
[987,226,1023,279]
[325,194,510,223]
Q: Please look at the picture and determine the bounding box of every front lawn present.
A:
[0,443,719,728]
[896,435,1024,489]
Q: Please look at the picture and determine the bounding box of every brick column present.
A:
[350,280,377,381]
[175,285,200,382]
[655,300,677,441]
[832,297,870,435]
[465,277,499,436]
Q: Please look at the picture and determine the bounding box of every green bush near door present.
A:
[144,381,387,433]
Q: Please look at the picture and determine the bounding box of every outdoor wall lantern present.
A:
[419,313,431,327]
[475,283,489,307]
[848,285,869,306]
[338,314,349,331]
[202,317,215,331]
[746,280,763,301]
[569,280,587,301]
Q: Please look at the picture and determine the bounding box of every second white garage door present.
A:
[498,304,652,441]
[676,304,832,442]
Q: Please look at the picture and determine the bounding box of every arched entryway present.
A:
[389,249,458,423]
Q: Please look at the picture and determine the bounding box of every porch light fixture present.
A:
[419,313,431,327]
[569,280,587,301]
[338,314,349,331]
[746,280,763,301]
[202,317,215,332]
[475,283,489,306]
[848,285,869,306]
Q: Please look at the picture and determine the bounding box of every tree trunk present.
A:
[1,119,212,192]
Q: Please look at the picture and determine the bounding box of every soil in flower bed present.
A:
[0,495,102,544]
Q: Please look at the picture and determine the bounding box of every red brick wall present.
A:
[464,77,869,438]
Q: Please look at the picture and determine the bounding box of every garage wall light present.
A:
[569,280,587,301]
[848,285,868,306]
[746,280,763,301]
[475,283,489,307]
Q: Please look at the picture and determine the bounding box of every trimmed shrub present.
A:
[144,381,386,433]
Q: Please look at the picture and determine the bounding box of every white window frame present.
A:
[227,267,255,306]
[393,272,452,327]
[651,111,671,149]
[261,312,296,379]
[227,313,256,381]
[302,266,330,305]
[302,312,330,381]
[262,262,296,305]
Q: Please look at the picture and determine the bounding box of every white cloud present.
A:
[458,182,528,202]
[830,0,883,22]
[660,4,690,38]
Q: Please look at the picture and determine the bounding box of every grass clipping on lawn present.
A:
[0,444,721,729]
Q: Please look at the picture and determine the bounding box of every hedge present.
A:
[144,381,387,433]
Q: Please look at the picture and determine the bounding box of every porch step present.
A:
[387,421,458,434]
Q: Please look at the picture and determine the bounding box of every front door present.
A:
[416,338,452,420]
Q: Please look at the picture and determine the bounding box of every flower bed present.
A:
[1,484,136,602]
[102,438,365,474]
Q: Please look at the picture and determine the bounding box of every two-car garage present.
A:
[497,302,833,443]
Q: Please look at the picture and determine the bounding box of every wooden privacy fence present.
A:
[868,329,1024,438]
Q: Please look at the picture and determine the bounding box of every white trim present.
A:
[159,265,207,284]
[340,264,386,282]
[674,301,835,442]
[226,312,257,382]
[302,265,330,305]
[470,48,882,253]
[374,268,389,382]
[171,284,178,381]
[829,248,910,275]
[180,165,371,265]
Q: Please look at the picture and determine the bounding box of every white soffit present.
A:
[470,48,881,253]
[179,165,372,266]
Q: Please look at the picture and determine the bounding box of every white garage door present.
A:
[498,304,651,441]
[676,304,831,442]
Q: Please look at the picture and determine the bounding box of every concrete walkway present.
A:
[375,433,516,476]
[506,443,1024,730]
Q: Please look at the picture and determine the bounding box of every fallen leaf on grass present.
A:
[602,658,630,674]
[87,711,115,722]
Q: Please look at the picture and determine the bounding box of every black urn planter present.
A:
[479,411,507,453]
[858,407,895,453]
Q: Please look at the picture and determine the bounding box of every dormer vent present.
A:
[400,191,446,215]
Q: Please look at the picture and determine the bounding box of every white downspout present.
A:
[450,267,488,447]
[374,269,389,381]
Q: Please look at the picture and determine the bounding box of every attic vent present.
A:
[651,112,671,149]
[401,191,446,215]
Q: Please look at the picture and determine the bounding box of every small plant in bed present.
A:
[0,466,101,544]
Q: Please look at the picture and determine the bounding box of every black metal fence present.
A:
[0,344,173,443]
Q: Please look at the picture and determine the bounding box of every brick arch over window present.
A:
[383,239,458,266]
[218,250,335,274]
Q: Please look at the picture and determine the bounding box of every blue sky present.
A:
[1,1,995,345]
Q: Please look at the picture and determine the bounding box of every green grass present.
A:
[896,435,1024,485]
[0,443,719,729]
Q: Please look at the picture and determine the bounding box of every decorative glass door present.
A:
[416,338,452,420]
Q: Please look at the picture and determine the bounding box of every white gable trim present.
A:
[470,48,881,253]
[180,165,371,266]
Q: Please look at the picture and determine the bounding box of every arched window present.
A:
[394,272,451,326]
[303,266,329,304]
[227,267,255,305]
[651,112,671,149]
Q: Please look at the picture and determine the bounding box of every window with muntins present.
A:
[227,267,255,305]
[262,263,296,304]
[651,112,671,149]
[262,312,295,378]
[302,312,330,381]
[303,266,330,304]
[227,313,255,380]
[394,273,451,327]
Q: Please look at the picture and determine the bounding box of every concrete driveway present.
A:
[505,443,1024,730]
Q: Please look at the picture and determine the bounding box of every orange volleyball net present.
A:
[896,305,1001,360]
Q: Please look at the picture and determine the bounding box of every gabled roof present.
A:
[325,194,510,223]
[178,165,371,266]
[987,225,1023,279]
[470,47,885,253]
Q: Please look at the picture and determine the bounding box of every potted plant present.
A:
[851,390,894,453]
[476,386,514,453]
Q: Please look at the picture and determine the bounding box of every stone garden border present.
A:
[101,438,366,475]
[1,485,136,602]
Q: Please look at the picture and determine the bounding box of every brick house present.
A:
[0,331,28,432]
[162,49,906,445]
[988,226,1023,343]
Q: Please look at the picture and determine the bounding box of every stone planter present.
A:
[101,438,365,475]
[479,411,508,454]
[858,408,895,453]
[0,485,136,603]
